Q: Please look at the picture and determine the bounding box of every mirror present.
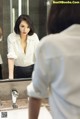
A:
[0,78,31,100]
[0,0,52,80]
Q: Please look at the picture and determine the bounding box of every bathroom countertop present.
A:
[0,98,50,112]
[0,99,28,111]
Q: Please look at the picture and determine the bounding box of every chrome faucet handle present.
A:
[12,89,19,108]
[12,90,19,98]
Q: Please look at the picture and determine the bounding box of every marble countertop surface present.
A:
[0,98,50,111]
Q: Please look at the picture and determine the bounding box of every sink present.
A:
[0,107,52,119]
[0,80,52,119]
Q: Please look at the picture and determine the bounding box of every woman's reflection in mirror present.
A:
[0,27,3,79]
[7,14,39,79]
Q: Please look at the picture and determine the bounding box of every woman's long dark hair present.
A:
[48,1,80,34]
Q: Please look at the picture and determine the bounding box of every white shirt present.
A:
[7,32,39,66]
[27,24,80,119]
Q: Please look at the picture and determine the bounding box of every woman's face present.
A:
[19,20,30,36]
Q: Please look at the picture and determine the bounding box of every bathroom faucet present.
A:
[12,89,19,108]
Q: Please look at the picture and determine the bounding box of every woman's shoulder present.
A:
[8,32,15,37]
[29,33,38,37]
[32,33,38,37]
[28,33,39,41]
[7,32,19,42]
[8,32,19,38]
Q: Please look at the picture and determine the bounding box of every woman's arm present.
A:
[8,58,14,79]
[7,33,17,79]
[29,97,41,119]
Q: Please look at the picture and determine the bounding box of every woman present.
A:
[27,2,80,119]
[7,14,39,79]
